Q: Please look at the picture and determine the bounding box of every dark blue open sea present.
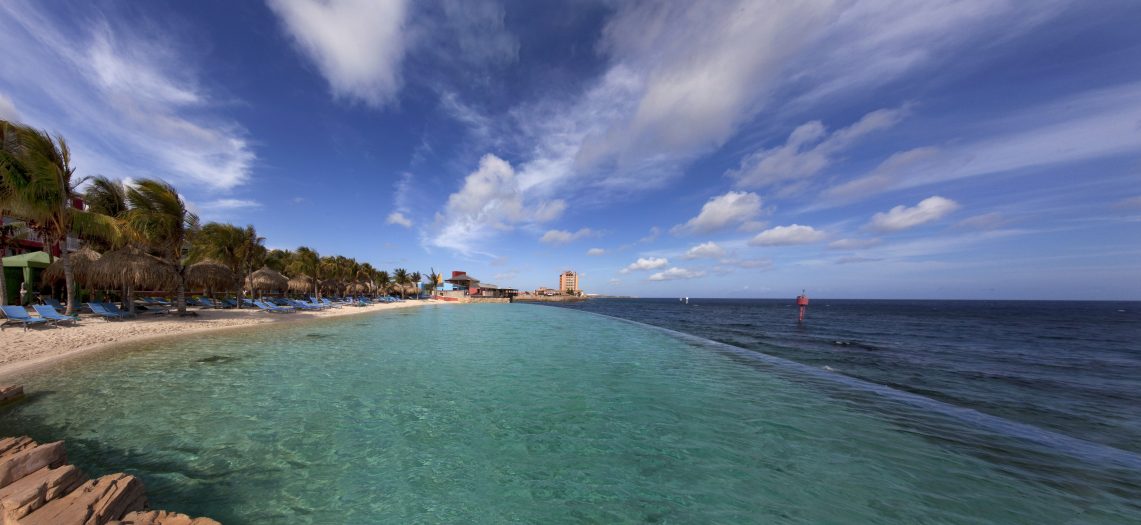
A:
[551,299,1141,454]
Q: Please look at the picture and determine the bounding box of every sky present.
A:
[0,0,1138,300]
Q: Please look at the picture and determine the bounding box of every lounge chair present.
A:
[197,297,224,309]
[287,299,324,311]
[32,305,79,325]
[1,305,52,331]
[144,297,172,306]
[101,302,137,318]
[42,297,67,310]
[87,302,126,320]
[254,300,295,313]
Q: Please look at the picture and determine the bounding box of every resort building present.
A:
[559,271,580,294]
[2,197,86,304]
[444,271,480,294]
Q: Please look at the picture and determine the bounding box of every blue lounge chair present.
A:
[87,302,127,320]
[287,299,324,311]
[197,297,224,309]
[1,305,52,331]
[254,300,295,313]
[102,302,137,318]
[32,305,79,325]
[42,297,67,310]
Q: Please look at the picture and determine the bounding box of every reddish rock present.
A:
[17,473,147,525]
[110,510,222,525]
[0,438,37,460]
[0,386,24,406]
[0,442,66,489]
[0,464,86,521]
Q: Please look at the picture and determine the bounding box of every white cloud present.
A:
[869,196,959,232]
[819,84,1141,205]
[540,228,595,245]
[828,238,882,250]
[1112,195,1141,210]
[267,0,409,107]
[0,92,20,121]
[428,154,566,254]
[586,248,606,256]
[728,107,906,190]
[0,5,255,191]
[621,257,669,273]
[648,267,705,281]
[387,211,413,228]
[672,191,763,235]
[200,198,260,210]
[719,257,773,270]
[749,224,826,246]
[682,241,726,260]
[957,212,1005,230]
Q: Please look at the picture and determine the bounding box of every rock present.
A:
[110,510,222,525]
[0,386,24,407]
[17,473,147,525]
[0,442,66,489]
[0,438,37,460]
[0,465,86,521]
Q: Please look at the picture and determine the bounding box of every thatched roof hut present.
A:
[186,261,236,290]
[89,247,177,289]
[247,266,288,291]
[288,274,314,293]
[41,247,102,285]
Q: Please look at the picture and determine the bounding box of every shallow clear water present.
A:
[1,304,1138,523]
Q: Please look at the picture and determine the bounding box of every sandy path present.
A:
[0,300,449,378]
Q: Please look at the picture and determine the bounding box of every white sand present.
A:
[0,300,450,378]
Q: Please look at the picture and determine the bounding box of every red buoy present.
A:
[796,290,809,322]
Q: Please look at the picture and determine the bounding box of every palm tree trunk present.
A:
[176,272,187,315]
[61,241,77,315]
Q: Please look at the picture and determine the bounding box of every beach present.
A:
[0,300,449,379]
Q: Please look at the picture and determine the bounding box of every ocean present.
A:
[1,302,1138,523]
[550,298,1141,454]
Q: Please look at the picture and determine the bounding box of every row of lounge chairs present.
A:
[1,294,414,330]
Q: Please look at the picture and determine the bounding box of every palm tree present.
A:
[2,123,117,314]
[191,223,246,308]
[410,271,422,298]
[287,246,320,299]
[375,270,391,297]
[125,179,199,315]
[425,268,440,298]
[264,248,292,273]
[392,268,409,299]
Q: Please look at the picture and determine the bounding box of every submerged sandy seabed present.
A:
[0,300,449,378]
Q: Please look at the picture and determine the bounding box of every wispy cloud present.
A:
[868,196,959,232]
[586,248,606,256]
[621,257,668,273]
[267,0,409,107]
[682,241,726,260]
[828,237,882,250]
[200,198,261,211]
[0,2,255,191]
[387,211,413,228]
[749,224,826,246]
[671,191,763,235]
[728,107,906,192]
[0,92,20,121]
[648,267,705,281]
[428,154,566,254]
[540,228,595,245]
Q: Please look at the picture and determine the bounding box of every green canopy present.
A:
[2,251,51,304]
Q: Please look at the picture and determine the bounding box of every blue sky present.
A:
[1,0,1138,299]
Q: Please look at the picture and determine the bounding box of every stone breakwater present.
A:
[1,388,219,525]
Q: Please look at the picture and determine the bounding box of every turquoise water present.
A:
[1,304,1137,523]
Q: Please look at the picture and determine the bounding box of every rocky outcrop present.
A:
[0,431,218,525]
[0,386,24,407]
[110,510,221,525]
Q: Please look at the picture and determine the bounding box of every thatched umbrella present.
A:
[89,247,178,290]
[185,261,236,291]
[288,274,314,294]
[42,247,102,286]
[247,266,287,293]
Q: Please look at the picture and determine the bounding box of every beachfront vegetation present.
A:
[0,119,429,308]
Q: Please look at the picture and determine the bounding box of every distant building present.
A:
[559,271,580,293]
[445,271,480,295]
